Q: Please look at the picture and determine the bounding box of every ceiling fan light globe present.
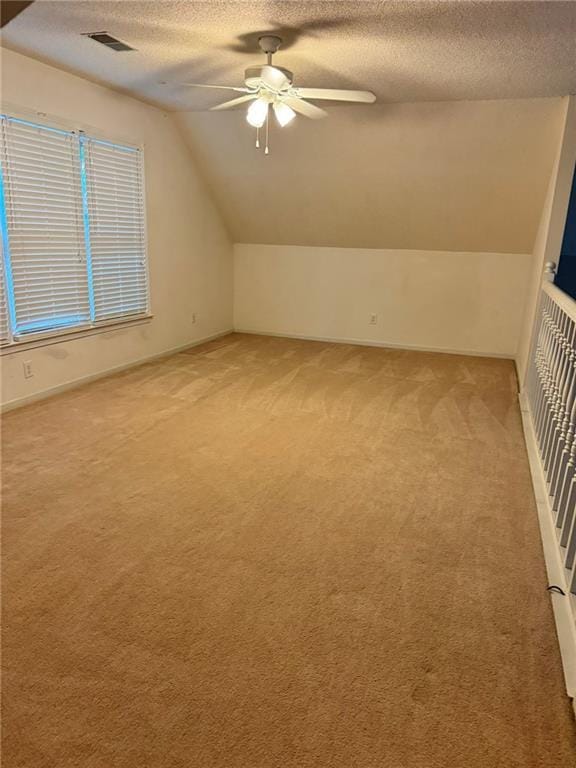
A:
[246,98,268,128]
[273,102,296,127]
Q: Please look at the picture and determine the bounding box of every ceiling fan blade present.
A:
[282,97,327,121]
[210,94,258,111]
[1,0,34,27]
[261,66,291,91]
[161,82,252,93]
[293,88,376,103]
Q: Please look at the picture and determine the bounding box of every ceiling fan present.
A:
[169,35,376,154]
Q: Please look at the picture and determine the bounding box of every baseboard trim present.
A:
[518,391,576,708]
[1,329,234,412]
[3,329,514,413]
[234,328,514,359]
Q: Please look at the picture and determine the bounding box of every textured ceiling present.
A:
[1,2,573,253]
[1,1,575,111]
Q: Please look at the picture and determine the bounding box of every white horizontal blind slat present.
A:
[84,139,148,323]
[1,117,90,336]
[0,235,10,343]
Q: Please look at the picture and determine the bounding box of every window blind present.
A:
[0,243,10,344]
[0,113,150,348]
[0,117,90,336]
[83,137,148,322]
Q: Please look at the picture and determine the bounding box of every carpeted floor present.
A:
[2,333,576,767]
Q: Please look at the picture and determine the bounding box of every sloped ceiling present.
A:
[177,97,566,253]
[2,1,575,252]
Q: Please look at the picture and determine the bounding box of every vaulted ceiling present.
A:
[2,1,575,252]
[177,97,565,253]
[2,1,576,109]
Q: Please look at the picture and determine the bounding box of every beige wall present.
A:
[234,244,531,357]
[179,98,564,254]
[516,96,576,387]
[0,49,233,408]
[0,52,570,407]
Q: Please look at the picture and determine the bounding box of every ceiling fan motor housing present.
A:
[245,66,293,91]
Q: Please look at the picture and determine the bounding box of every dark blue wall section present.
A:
[555,163,576,300]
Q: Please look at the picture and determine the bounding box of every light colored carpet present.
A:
[2,333,575,767]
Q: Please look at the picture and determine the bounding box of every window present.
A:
[0,114,149,347]
[555,162,576,301]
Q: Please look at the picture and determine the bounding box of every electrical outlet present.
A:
[191,313,197,324]
[369,313,378,325]
[23,360,34,379]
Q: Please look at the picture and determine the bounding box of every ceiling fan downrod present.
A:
[254,35,283,154]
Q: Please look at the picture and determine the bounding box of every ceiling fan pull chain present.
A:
[265,104,270,155]
[255,126,260,149]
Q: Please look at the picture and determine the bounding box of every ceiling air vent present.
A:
[82,32,134,52]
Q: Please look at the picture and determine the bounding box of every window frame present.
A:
[0,106,152,354]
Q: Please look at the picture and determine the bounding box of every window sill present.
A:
[0,315,153,355]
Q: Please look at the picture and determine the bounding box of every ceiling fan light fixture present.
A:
[246,97,268,128]
[172,34,376,153]
[273,101,296,127]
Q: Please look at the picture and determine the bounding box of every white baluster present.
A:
[558,391,576,543]
[551,319,576,510]
[544,311,572,474]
